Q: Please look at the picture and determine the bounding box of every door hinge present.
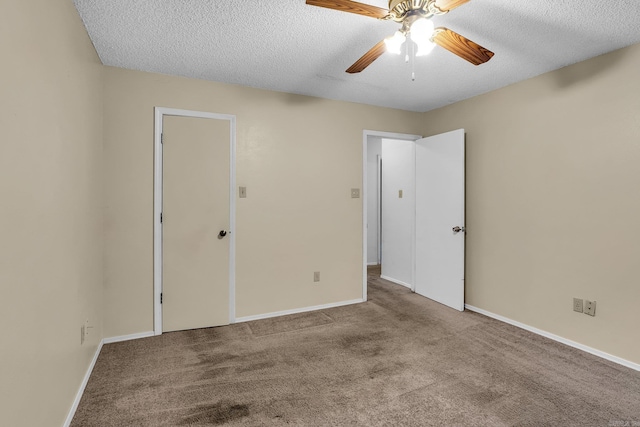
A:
[160,212,163,223]
[160,293,163,304]
[161,133,164,144]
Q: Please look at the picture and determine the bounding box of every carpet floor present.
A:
[71,268,640,426]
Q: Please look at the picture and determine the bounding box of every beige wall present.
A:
[3,2,638,421]
[0,0,104,426]
[420,43,640,364]
[102,67,424,337]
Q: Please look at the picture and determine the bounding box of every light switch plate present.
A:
[573,298,583,313]
[239,186,247,198]
[351,188,360,198]
[399,189,403,198]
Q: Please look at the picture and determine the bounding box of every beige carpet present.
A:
[71,268,640,426]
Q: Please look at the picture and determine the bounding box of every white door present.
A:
[415,129,465,311]
[162,115,231,332]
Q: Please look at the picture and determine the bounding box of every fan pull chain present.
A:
[411,47,416,81]
[410,36,416,81]
[405,35,410,64]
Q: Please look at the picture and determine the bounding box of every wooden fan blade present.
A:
[346,40,387,73]
[433,0,471,12]
[432,27,494,65]
[306,0,389,19]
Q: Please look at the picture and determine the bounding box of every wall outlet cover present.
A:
[313,271,320,282]
[584,300,596,316]
[351,188,360,198]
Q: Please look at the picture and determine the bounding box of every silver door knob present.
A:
[452,226,466,233]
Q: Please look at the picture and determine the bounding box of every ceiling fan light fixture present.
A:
[416,39,436,56]
[384,31,406,54]
[410,17,434,40]
[410,18,436,56]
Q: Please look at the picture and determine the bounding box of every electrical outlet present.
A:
[573,298,583,313]
[398,189,403,198]
[351,188,360,198]
[81,325,85,345]
[313,271,320,282]
[584,300,596,316]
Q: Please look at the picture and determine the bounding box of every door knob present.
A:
[218,230,227,239]
[452,226,465,233]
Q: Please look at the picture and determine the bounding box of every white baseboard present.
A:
[64,330,155,425]
[464,304,640,372]
[63,340,104,427]
[103,331,155,344]
[380,275,412,289]
[235,299,365,323]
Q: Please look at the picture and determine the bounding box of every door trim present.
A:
[377,154,382,265]
[362,130,422,302]
[153,107,237,335]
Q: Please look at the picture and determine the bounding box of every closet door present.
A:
[162,115,230,332]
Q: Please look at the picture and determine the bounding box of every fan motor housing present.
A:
[387,0,446,23]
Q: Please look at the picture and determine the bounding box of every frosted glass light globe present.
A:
[384,31,406,55]
[411,19,436,56]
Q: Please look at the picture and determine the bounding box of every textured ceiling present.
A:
[73,0,640,112]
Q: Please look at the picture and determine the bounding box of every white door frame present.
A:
[153,107,237,335]
[376,154,382,265]
[362,130,422,302]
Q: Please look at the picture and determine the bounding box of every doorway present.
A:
[362,129,466,311]
[153,107,237,335]
[362,130,421,301]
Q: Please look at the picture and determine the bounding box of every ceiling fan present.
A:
[306,0,494,73]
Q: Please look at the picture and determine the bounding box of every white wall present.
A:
[367,137,382,265]
[381,139,415,288]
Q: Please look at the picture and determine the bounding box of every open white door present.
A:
[415,129,465,311]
